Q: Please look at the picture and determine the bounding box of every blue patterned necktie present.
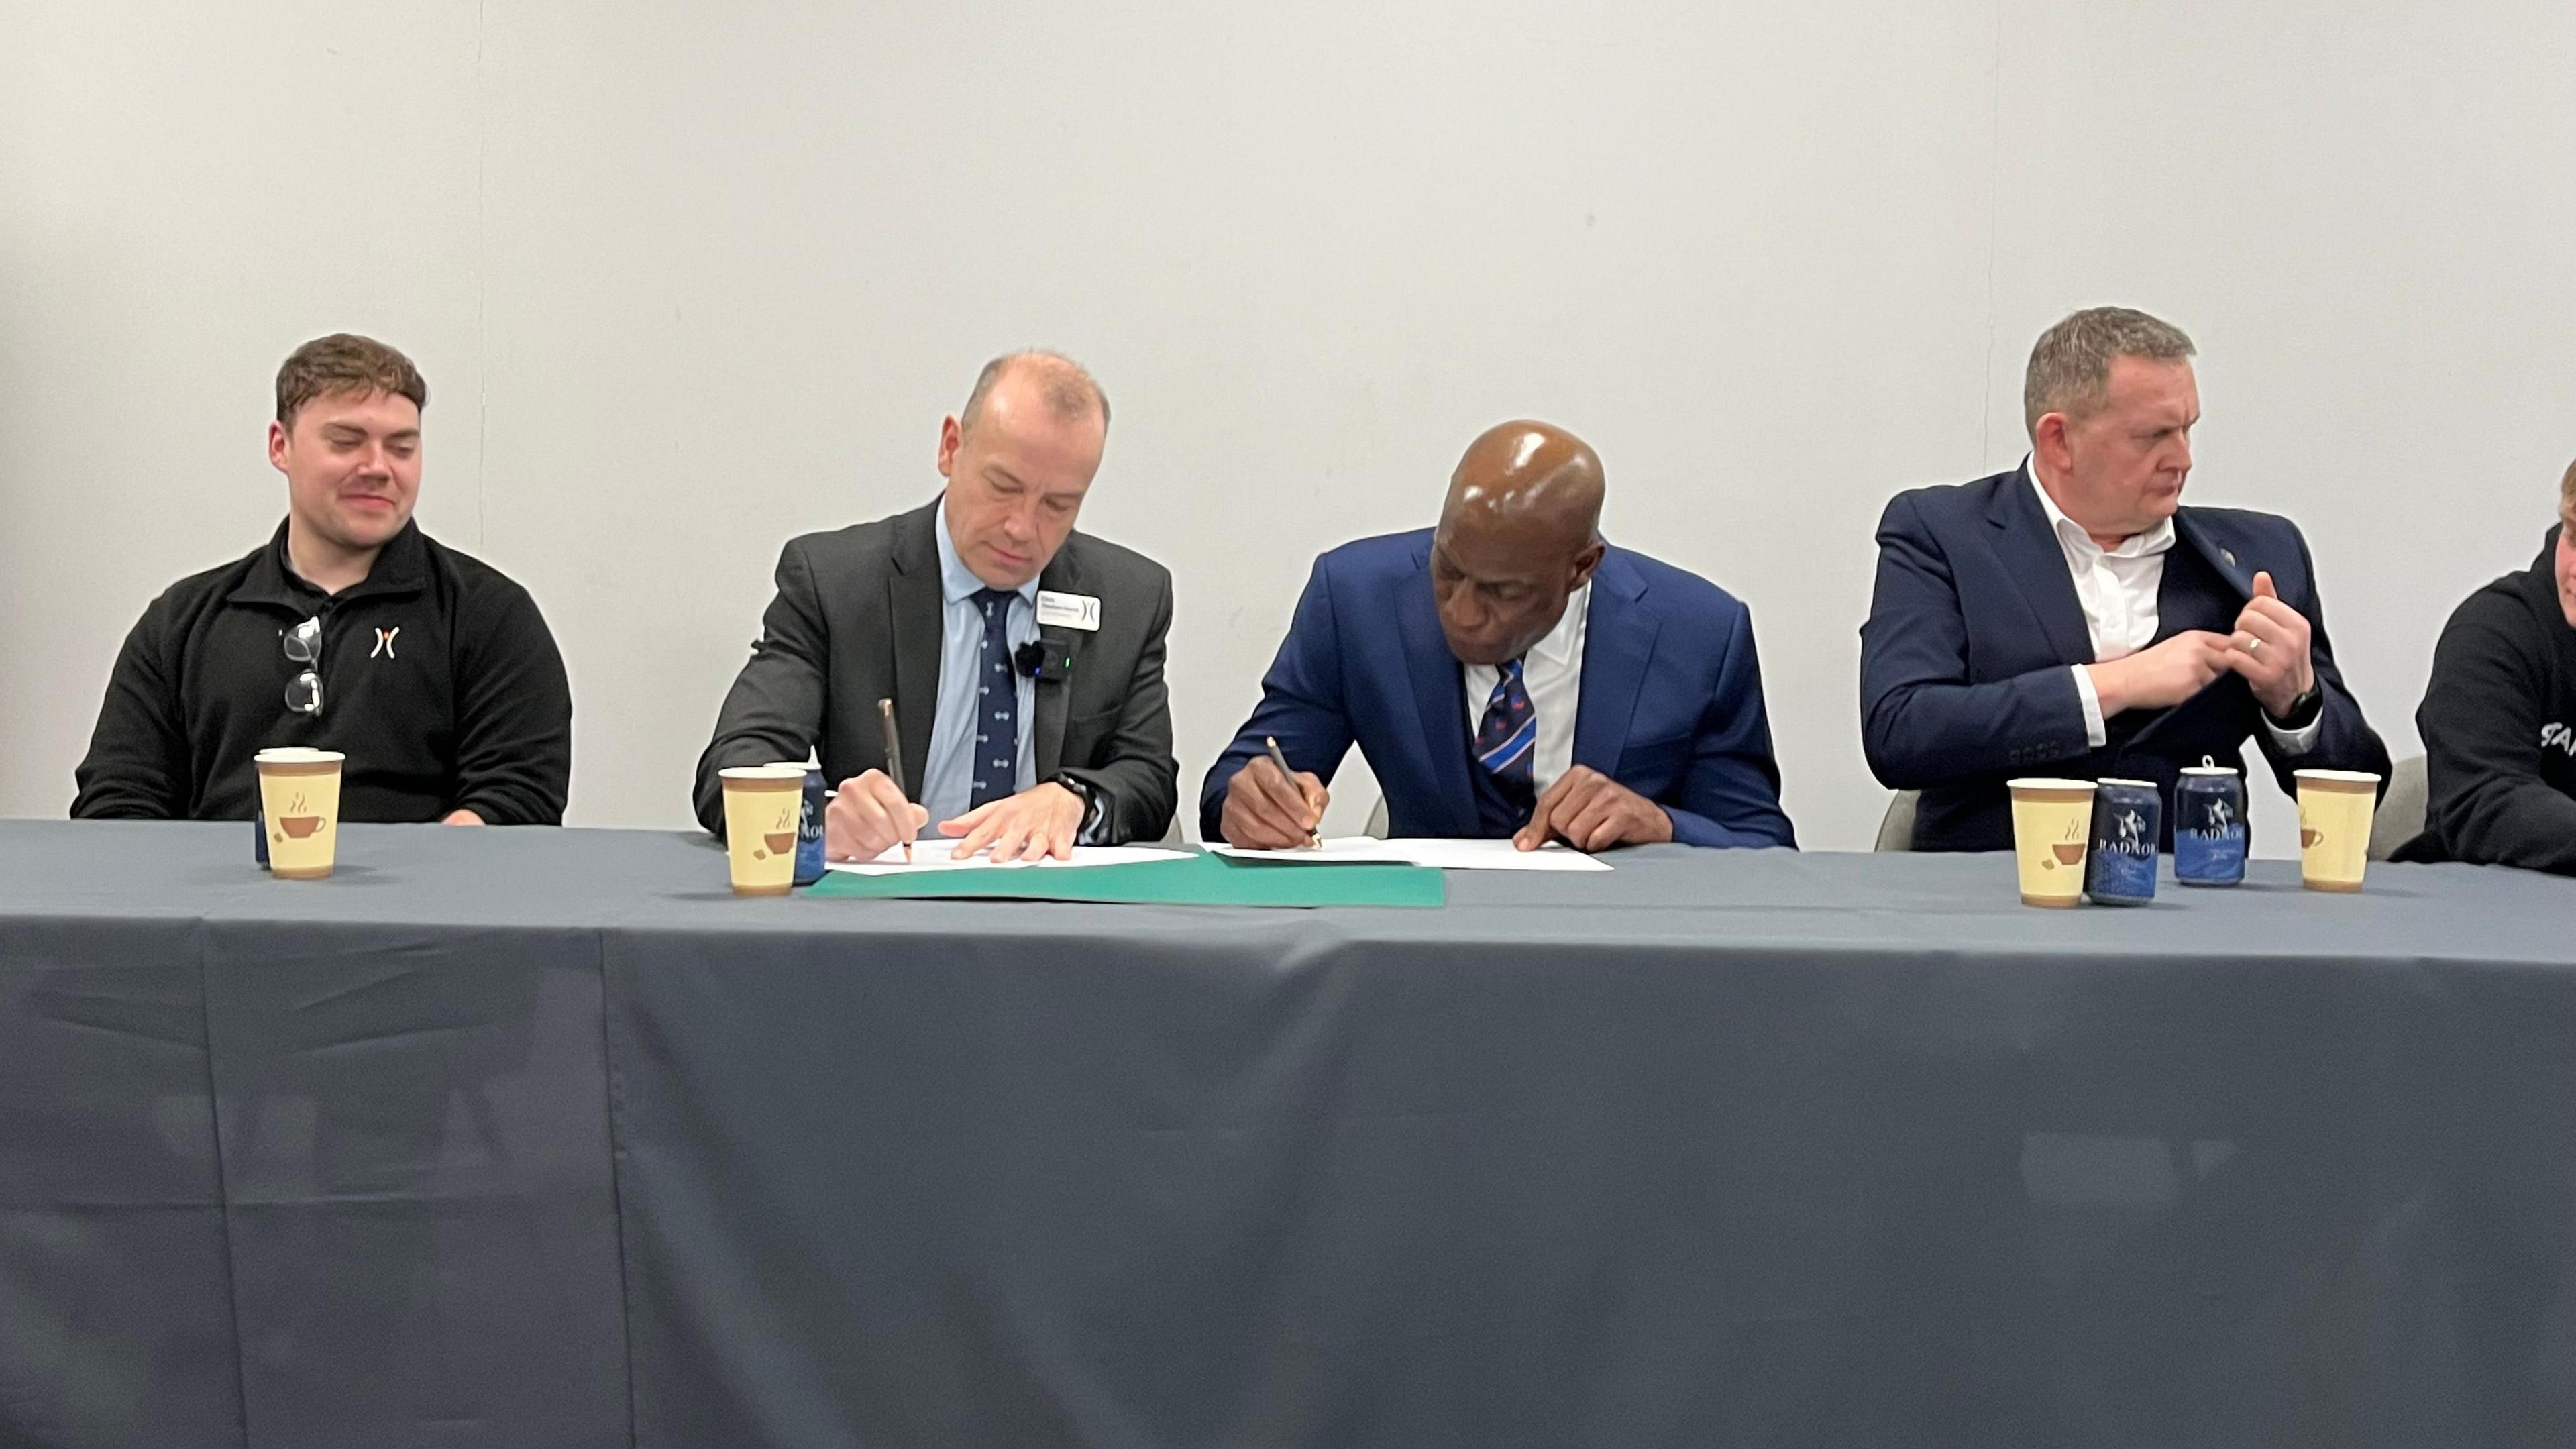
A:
[970,587,1019,809]
[1474,658,1536,809]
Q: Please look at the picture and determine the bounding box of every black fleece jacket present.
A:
[72,519,572,825]
[2402,525,2576,875]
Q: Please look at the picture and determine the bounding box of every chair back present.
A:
[2368,755,2428,862]
[1874,791,1919,852]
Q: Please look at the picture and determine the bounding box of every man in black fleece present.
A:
[2400,459,2576,873]
[73,334,572,826]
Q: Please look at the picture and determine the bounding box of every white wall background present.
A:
[5,1,2573,851]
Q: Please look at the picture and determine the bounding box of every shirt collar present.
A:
[2024,457,2175,560]
[227,517,429,612]
[932,494,1042,608]
[1523,581,1590,670]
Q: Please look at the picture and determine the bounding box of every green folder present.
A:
[804,850,1444,908]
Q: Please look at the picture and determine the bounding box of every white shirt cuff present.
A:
[2261,706,2325,757]
[2070,665,2108,750]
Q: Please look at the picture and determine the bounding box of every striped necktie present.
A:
[1474,658,1536,807]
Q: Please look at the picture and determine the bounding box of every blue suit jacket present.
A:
[1201,531,1796,848]
[1860,468,2390,853]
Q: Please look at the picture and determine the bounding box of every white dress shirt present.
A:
[1462,582,1590,796]
[2025,460,2319,755]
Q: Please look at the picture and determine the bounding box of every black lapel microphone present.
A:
[1014,629,1077,682]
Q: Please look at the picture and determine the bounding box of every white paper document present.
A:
[825,844,1189,877]
[1205,837,1613,872]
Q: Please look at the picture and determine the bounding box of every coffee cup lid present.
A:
[2294,769,2382,784]
[254,747,344,764]
[720,765,804,783]
[2007,777,2096,792]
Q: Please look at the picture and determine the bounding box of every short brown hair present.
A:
[2562,456,2576,519]
[2023,307,2195,437]
[275,333,427,428]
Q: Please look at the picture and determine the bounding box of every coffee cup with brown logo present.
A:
[2008,778,2097,908]
[254,747,346,880]
[2294,769,2381,892]
[720,764,808,896]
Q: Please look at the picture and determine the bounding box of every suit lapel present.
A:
[1988,470,2099,666]
[2174,511,2254,602]
[1032,542,1093,777]
[1399,543,1476,835]
[886,503,943,790]
[2126,512,2255,751]
[1570,553,1653,775]
[2151,521,2242,637]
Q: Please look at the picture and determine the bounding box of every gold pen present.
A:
[1263,735,1321,849]
[877,698,912,863]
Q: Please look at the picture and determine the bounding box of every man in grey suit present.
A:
[694,351,1177,860]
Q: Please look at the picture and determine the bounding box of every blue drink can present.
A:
[2084,777,2161,906]
[2174,761,2248,887]
[254,808,270,870]
[792,767,828,887]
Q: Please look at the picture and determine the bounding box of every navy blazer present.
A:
[1860,467,2389,853]
[1201,531,1796,848]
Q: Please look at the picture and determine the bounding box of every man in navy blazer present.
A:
[1204,421,1795,851]
[1861,307,2388,852]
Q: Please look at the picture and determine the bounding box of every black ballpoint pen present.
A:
[1263,735,1321,849]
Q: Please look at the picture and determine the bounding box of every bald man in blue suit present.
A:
[1204,421,1795,852]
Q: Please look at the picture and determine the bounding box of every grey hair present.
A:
[2023,307,2196,437]
[959,350,1110,437]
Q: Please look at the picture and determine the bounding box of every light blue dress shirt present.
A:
[921,503,1038,826]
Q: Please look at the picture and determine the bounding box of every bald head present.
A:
[1442,421,1605,551]
[959,350,1110,441]
[1430,421,1609,667]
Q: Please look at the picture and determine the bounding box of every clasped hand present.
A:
[2090,570,2315,719]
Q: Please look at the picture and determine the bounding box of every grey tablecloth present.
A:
[3,819,2572,1448]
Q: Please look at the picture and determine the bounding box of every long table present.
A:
[3,819,2571,1448]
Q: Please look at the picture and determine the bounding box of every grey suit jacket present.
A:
[693,499,1179,843]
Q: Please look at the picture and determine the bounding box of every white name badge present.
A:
[1036,591,1102,631]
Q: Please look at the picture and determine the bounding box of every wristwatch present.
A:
[1052,772,1104,839]
[2265,681,2324,731]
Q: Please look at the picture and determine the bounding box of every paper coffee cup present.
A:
[2295,769,2380,892]
[2008,778,2097,908]
[720,764,808,896]
[254,748,345,880]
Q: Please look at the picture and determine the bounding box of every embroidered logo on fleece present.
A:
[371,627,400,661]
